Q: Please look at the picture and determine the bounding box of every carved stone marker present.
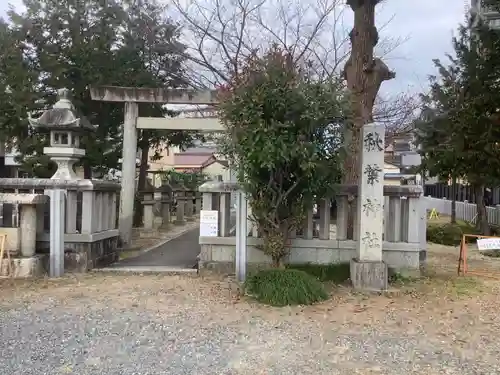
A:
[351,122,388,291]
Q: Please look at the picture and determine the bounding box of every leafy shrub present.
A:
[218,46,345,266]
[427,222,479,246]
[244,268,328,306]
[287,262,350,283]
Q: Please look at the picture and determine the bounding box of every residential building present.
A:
[0,145,22,178]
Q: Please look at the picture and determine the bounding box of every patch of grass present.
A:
[244,268,328,306]
[394,267,485,298]
[446,277,484,296]
[388,271,417,285]
[287,262,350,283]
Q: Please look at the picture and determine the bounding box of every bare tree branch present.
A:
[171,0,416,134]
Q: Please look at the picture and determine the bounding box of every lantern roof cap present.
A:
[29,88,95,131]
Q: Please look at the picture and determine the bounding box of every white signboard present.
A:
[401,153,422,167]
[200,210,219,237]
[477,238,500,251]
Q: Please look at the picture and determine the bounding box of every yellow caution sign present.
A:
[428,208,439,220]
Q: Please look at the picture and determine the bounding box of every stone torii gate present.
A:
[90,85,223,246]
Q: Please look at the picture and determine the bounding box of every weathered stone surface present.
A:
[197,241,420,274]
[0,193,48,205]
[0,255,47,278]
[350,258,388,291]
[0,178,120,191]
[356,123,385,262]
[29,88,94,131]
[37,236,120,273]
[198,181,239,193]
[197,180,423,197]
[89,85,218,104]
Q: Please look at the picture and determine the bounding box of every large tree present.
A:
[5,0,127,177]
[342,0,395,184]
[416,16,500,234]
[0,19,40,152]
[1,0,194,181]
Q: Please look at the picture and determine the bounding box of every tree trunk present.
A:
[133,131,150,227]
[451,176,457,224]
[474,184,489,235]
[83,163,92,179]
[343,0,395,235]
[343,0,396,184]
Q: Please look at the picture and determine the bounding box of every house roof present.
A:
[174,153,213,166]
[203,159,229,168]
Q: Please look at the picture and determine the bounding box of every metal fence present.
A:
[424,196,500,225]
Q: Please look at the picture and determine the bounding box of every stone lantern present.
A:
[28,88,94,180]
[159,179,173,228]
[170,179,187,225]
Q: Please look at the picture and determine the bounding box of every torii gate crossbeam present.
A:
[90,85,221,246]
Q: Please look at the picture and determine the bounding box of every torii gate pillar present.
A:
[120,102,138,246]
[90,86,217,246]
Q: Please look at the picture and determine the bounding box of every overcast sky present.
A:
[0,0,466,96]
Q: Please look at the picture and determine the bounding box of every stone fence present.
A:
[197,182,426,274]
[140,184,202,229]
[0,178,120,276]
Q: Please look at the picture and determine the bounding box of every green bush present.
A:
[287,262,350,283]
[427,222,479,246]
[244,268,328,306]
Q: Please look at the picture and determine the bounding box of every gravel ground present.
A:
[1,246,500,374]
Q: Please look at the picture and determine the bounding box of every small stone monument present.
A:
[29,88,94,180]
[351,122,388,291]
[159,179,173,228]
[171,180,187,225]
[140,179,156,230]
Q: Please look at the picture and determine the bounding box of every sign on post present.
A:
[200,210,219,237]
[458,234,500,279]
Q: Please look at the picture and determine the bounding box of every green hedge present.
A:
[244,268,328,306]
[427,220,500,246]
[426,222,474,246]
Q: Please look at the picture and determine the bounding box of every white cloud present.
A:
[376,0,465,94]
[0,0,465,96]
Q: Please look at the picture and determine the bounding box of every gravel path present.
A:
[1,273,500,375]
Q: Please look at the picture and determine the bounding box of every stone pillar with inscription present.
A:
[350,122,388,291]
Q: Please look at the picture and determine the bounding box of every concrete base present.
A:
[37,235,120,273]
[0,255,47,278]
[350,258,388,291]
[198,238,421,273]
[174,220,186,226]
